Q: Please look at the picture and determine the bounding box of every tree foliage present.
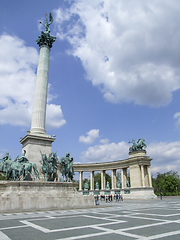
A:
[152,171,180,196]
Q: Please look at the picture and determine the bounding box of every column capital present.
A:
[36,32,56,48]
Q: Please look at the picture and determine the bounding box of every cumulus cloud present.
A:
[147,141,180,175]
[174,112,180,127]
[0,33,66,129]
[80,141,129,163]
[55,0,180,107]
[79,129,100,144]
[79,139,180,176]
[99,138,109,144]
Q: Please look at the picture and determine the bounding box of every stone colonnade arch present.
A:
[71,150,156,199]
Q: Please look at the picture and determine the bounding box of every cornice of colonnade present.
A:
[57,150,152,172]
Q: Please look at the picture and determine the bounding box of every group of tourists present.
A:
[94,194,123,204]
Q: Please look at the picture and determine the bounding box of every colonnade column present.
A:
[101,170,105,190]
[90,171,94,190]
[147,165,152,187]
[141,165,145,187]
[79,171,83,191]
[121,168,124,188]
[121,168,127,188]
[111,169,116,189]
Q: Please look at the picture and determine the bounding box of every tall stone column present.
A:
[30,45,50,134]
[20,20,56,173]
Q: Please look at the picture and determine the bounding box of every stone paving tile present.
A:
[128,222,180,238]
[1,198,180,239]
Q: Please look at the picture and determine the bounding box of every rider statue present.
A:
[60,152,75,182]
[1,152,12,162]
[18,150,29,163]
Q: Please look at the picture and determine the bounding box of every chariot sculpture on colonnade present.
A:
[128,138,147,152]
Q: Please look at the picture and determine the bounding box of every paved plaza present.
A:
[1,197,180,239]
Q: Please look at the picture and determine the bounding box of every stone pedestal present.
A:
[20,132,55,174]
[0,181,94,212]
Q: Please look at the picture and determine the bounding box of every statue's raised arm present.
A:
[39,12,54,35]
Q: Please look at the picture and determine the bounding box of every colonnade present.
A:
[73,150,153,193]
[77,165,152,191]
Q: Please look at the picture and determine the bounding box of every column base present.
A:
[20,132,55,180]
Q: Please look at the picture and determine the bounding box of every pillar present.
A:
[147,165,152,187]
[90,171,94,190]
[30,45,50,134]
[141,165,145,187]
[121,168,127,189]
[101,170,105,190]
[79,171,83,191]
[20,26,56,172]
[111,169,116,189]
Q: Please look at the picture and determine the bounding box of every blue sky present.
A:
[1,0,180,176]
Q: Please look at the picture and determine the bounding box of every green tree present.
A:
[152,171,180,196]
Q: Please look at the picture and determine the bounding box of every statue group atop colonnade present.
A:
[128,138,147,152]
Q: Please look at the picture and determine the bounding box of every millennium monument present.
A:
[67,139,156,200]
[20,13,56,171]
[0,14,94,212]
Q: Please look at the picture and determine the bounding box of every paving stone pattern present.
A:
[1,198,180,239]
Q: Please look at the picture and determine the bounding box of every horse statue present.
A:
[40,151,58,181]
[40,152,49,181]
[0,151,39,181]
[129,138,147,152]
[59,152,74,182]
[17,150,39,181]
[22,162,39,181]
[0,154,24,180]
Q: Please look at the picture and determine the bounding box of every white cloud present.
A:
[55,0,180,107]
[79,129,100,144]
[99,138,109,144]
[147,141,180,174]
[46,104,66,129]
[0,33,66,129]
[80,141,129,163]
[79,139,180,175]
[174,112,180,127]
